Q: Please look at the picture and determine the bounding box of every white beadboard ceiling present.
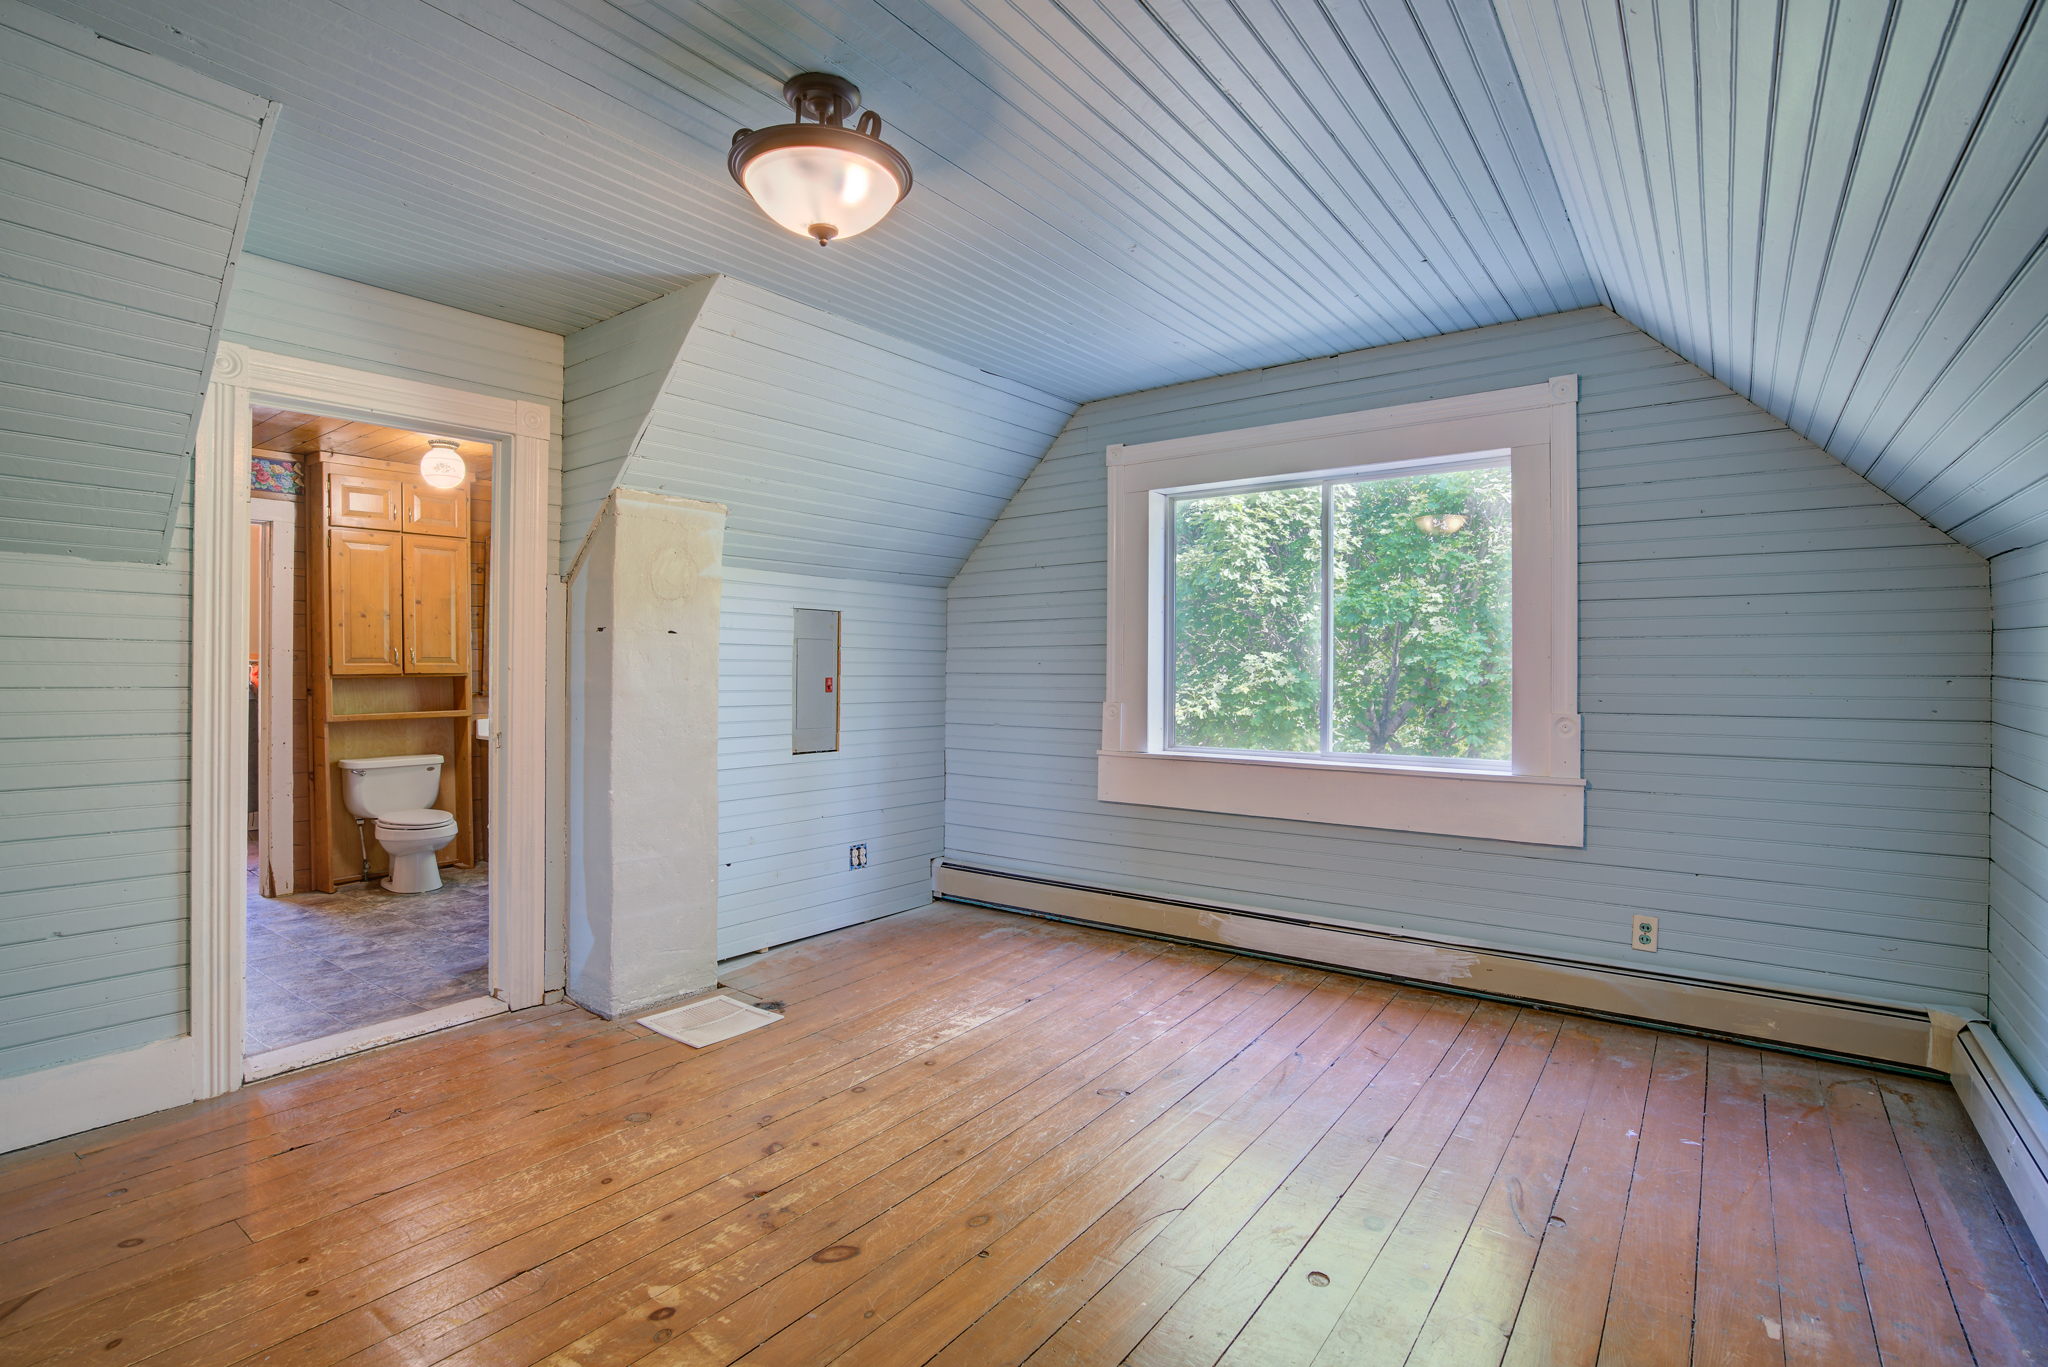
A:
[23,0,1595,403]
[0,0,272,562]
[16,0,2047,564]
[1495,0,2048,560]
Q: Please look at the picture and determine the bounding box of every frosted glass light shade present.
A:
[419,440,466,490]
[730,77,913,247]
[740,144,903,244]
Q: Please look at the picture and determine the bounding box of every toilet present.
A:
[335,754,459,893]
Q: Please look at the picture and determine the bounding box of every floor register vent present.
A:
[638,995,782,1048]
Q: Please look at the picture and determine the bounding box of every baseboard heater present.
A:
[1951,1024,2048,1250]
[934,861,1963,1074]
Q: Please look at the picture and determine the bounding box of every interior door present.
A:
[328,528,404,674]
[403,534,472,674]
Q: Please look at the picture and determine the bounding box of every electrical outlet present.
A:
[1631,914,1658,952]
[848,843,869,870]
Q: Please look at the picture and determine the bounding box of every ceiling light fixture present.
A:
[730,73,912,247]
[1414,513,1469,535]
[419,438,467,490]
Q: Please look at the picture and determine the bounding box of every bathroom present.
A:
[244,408,495,1066]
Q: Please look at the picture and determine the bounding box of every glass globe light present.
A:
[419,439,466,490]
[731,74,912,246]
[1415,513,1469,535]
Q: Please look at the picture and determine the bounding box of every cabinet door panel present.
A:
[326,469,403,531]
[404,477,470,539]
[403,535,471,674]
[328,530,403,675]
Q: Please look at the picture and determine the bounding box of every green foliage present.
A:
[1170,467,1511,760]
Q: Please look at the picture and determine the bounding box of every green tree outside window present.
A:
[1169,464,1512,762]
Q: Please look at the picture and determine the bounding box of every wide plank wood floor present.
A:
[2,903,2045,1366]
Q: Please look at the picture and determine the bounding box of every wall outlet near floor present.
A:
[1631,914,1658,951]
[848,843,869,869]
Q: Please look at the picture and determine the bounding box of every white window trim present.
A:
[1099,377,1584,847]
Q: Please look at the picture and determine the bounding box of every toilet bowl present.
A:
[335,755,459,893]
[370,808,459,893]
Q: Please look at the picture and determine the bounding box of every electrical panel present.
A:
[792,608,841,754]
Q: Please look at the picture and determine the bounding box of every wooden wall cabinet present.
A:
[326,467,469,539]
[406,481,468,538]
[326,467,403,531]
[402,535,471,673]
[327,528,404,674]
[308,451,479,890]
[318,461,472,678]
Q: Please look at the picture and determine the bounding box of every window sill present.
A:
[1096,749,1586,847]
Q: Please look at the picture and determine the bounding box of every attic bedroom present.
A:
[0,0,2045,1363]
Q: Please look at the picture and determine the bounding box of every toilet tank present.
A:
[336,754,445,819]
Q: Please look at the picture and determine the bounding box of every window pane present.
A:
[1170,484,1323,753]
[1331,466,1511,761]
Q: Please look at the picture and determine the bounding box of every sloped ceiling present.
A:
[562,275,1072,586]
[1495,0,2048,559]
[19,0,2048,562]
[0,0,272,562]
[23,0,1594,403]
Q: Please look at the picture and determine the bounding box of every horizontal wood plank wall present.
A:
[558,279,712,570]
[946,308,1994,1015]
[0,0,270,563]
[1993,542,2048,1093]
[0,2,269,1079]
[717,569,944,958]
[0,503,194,1079]
[560,277,1065,956]
[219,257,565,554]
[614,276,1073,587]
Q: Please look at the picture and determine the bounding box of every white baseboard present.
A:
[0,1035,205,1154]
[244,996,507,1082]
[934,862,1960,1071]
[1951,1024,2048,1250]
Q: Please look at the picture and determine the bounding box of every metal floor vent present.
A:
[637,995,782,1048]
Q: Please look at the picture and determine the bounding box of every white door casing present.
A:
[192,343,552,1096]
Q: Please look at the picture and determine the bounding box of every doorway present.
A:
[239,411,498,1065]
[193,345,550,1094]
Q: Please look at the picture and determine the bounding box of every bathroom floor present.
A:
[244,855,490,1055]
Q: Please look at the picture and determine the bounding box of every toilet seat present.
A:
[374,807,456,833]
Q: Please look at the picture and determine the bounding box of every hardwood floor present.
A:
[1,903,2043,1366]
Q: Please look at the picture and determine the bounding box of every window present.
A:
[1101,378,1583,846]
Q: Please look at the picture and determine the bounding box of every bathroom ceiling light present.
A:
[730,73,912,247]
[419,438,466,490]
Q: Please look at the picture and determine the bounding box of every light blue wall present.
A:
[1993,546,2048,1088]
[946,308,1993,1013]
[0,2,272,1079]
[606,276,1073,587]
[1488,0,2048,1098]
[718,569,944,958]
[560,275,1068,955]
[560,280,714,566]
[220,255,566,544]
[0,256,564,1084]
